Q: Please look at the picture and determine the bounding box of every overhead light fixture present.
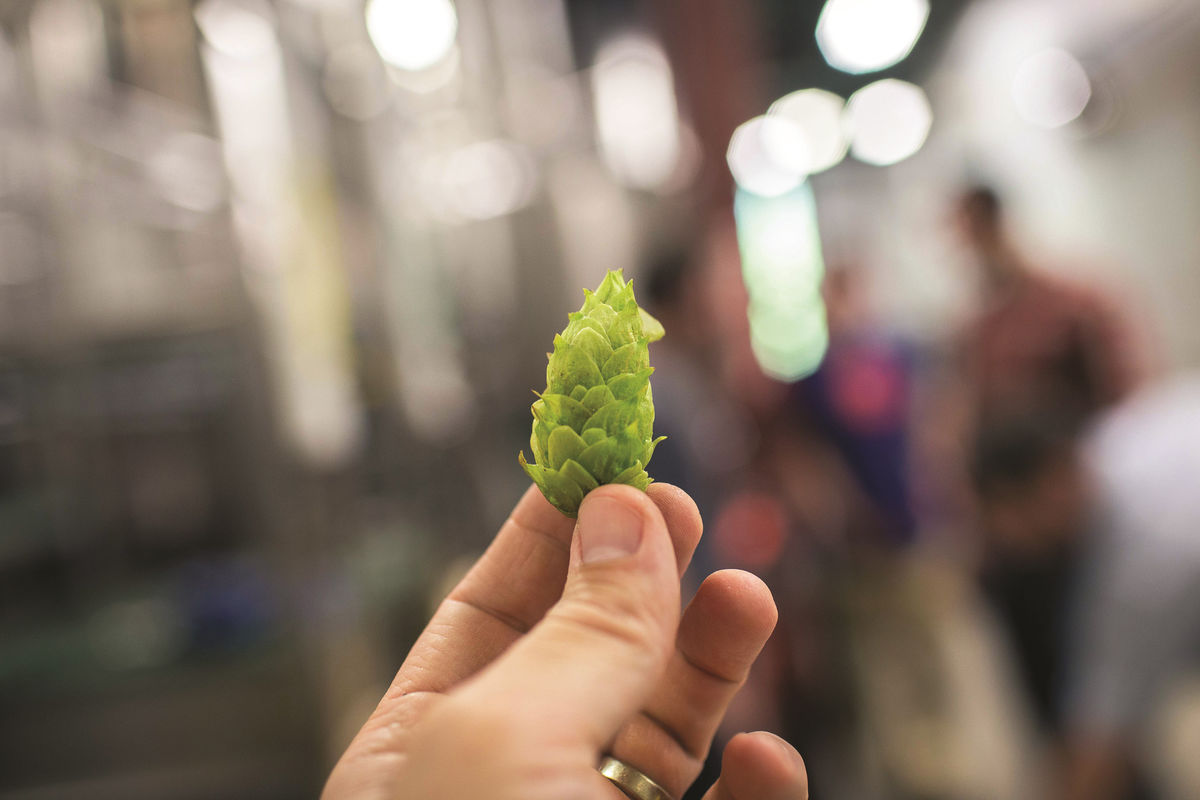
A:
[844,78,932,166]
[815,0,930,75]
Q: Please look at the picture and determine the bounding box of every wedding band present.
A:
[598,756,674,800]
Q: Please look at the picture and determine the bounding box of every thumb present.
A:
[461,484,681,748]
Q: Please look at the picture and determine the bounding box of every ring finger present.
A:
[605,569,779,799]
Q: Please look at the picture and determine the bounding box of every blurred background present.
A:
[2,0,1200,797]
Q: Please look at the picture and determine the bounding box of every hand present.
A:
[323,483,807,800]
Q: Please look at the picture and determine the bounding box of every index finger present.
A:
[390,484,576,695]
[390,483,703,696]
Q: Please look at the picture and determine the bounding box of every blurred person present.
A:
[950,183,1149,774]
[794,261,919,546]
[971,415,1090,739]
[323,483,808,800]
[955,185,1143,427]
[971,376,1200,800]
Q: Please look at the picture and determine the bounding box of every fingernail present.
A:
[578,495,643,564]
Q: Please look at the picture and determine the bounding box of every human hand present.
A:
[323,483,807,800]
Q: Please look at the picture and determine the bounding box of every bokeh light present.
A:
[768,88,849,175]
[591,34,682,191]
[726,115,810,198]
[147,133,226,213]
[365,0,458,72]
[441,139,536,221]
[734,185,829,381]
[712,492,789,568]
[28,0,106,99]
[1011,48,1092,129]
[815,0,930,75]
[844,78,932,166]
[194,0,276,61]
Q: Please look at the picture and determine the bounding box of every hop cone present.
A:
[519,269,666,517]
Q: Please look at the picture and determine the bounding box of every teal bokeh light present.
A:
[733,184,829,381]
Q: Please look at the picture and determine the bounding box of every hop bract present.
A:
[520,269,666,517]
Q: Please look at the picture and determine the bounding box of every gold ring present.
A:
[597,756,674,800]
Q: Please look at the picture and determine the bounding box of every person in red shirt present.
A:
[955,186,1153,799]
[956,185,1142,428]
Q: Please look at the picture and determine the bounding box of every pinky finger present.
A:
[701,732,808,800]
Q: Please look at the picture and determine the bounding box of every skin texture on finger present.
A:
[608,570,778,797]
[458,485,682,752]
[703,732,808,800]
[390,696,601,800]
[645,483,704,575]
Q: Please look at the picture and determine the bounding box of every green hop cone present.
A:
[519,269,666,517]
